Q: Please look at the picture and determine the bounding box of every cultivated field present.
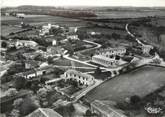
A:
[96,10,165,19]
[85,66,165,103]
[1,15,87,27]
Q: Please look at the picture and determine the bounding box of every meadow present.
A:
[85,66,165,103]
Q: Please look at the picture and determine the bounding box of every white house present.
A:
[62,69,95,86]
[69,27,78,33]
[40,23,60,36]
[16,13,25,18]
[67,34,79,40]
[14,40,38,49]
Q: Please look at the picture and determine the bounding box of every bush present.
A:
[130,95,141,105]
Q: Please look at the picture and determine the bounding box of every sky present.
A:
[1,0,165,7]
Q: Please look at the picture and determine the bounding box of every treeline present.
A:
[2,5,97,18]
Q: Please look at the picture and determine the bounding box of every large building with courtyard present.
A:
[96,47,126,57]
[62,69,95,87]
[92,55,119,67]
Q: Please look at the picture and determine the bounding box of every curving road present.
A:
[125,23,145,46]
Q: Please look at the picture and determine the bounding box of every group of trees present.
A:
[9,96,39,117]
[1,41,8,48]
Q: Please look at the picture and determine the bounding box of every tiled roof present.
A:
[65,69,94,79]
[26,108,63,117]
[91,100,127,117]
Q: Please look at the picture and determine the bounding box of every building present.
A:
[96,47,126,57]
[91,100,127,117]
[92,55,119,67]
[61,69,95,86]
[47,46,64,55]
[69,27,78,33]
[67,34,79,40]
[16,65,54,79]
[40,23,60,36]
[26,108,62,117]
[5,12,10,16]
[141,45,153,55]
[12,40,38,49]
[24,60,39,69]
[16,13,25,18]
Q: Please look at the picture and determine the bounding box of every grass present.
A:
[1,15,87,27]
[96,10,165,19]
[1,25,23,36]
[85,65,165,103]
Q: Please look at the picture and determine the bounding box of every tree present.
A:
[37,88,48,107]
[112,33,120,40]
[130,95,141,105]
[47,56,54,64]
[95,67,101,75]
[20,97,39,116]
[13,98,24,109]
[1,41,7,48]
[14,77,27,90]
[149,47,157,56]
[115,55,120,60]
[10,109,20,117]
[65,41,74,55]
[37,88,48,99]
[85,109,92,117]
[5,88,18,97]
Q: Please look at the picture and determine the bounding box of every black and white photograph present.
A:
[1,0,165,117]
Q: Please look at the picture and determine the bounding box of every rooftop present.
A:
[65,69,94,79]
[93,55,116,61]
[91,100,127,117]
[26,108,62,117]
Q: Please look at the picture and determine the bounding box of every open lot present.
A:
[85,65,165,103]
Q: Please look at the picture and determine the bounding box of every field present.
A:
[85,66,165,103]
[95,10,165,19]
[1,15,86,27]
[1,25,23,36]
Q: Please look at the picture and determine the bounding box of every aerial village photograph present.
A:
[0,0,165,117]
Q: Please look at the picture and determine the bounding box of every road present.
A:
[125,23,165,67]
[125,24,145,46]
[63,39,102,68]
[72,79,103,102]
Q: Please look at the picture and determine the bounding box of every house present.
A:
[12,40,38,49]
[67,34,79,40]
[23,52,41,60]
[16,13,25,18]
[26,108,62,117]
[61,69,95,87]
[16,65,54,79]
[47,46,64,55]
[16,69,37,79]
[5,13,10,16]
[91,100,127,117]
[69,27,78,33]
[24,60,39,69]
[92,55,119,67]
[141,45,153,55]
[40,23,60,36]
[96,47,126,57]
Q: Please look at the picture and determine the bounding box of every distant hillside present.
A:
[1,5,97,18]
